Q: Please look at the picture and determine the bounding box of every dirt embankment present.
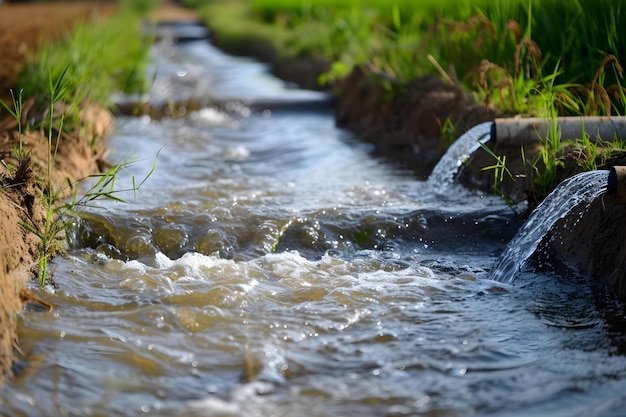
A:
[334,65,501,178]
[0,0,200,384]
[0,0,121,384]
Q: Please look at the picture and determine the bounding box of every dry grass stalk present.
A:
[575,55,624,116]
[475,59,516,110]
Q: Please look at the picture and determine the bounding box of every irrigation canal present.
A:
[1,22,626,417]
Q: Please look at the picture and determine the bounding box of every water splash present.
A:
[427,122,492,187]
[490,170,609,283]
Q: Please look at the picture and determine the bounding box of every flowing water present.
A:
[2,25,626,417]
[490,171,610,284]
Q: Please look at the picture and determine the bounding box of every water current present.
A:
[2,24,626,417]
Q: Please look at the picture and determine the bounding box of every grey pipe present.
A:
[607,166,626,205]
[491,116,626,146]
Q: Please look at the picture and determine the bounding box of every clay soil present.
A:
[0,0,198,383]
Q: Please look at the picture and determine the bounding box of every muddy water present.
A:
[2,27,626,417]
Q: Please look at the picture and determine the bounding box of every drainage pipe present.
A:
[607,166,626,204]
[491,116,626,146]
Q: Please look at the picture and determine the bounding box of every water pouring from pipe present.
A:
[489,170,610,284]
[427,121,492,187]
[429,117,626,285]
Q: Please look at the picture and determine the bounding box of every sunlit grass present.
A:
[0,1,158,286]
[186,0,624,118]
[17,12,152,113]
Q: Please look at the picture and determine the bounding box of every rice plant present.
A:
[189,0,624,118]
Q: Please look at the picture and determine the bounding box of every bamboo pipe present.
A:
[607,166,626,205]
[491,116,626,146]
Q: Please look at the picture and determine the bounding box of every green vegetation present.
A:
[182,0,626,205]
[17,12,153,124]
[478,141,514,206]
[1,0,159,286]
[183,0,624,116]
[7,70,156,286]
[530,118,626,201]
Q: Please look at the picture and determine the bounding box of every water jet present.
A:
[489,167,626,301]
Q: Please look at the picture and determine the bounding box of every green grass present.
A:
[185,0,624,117]
[1,1,159,286]
[0,90,25,161]
[17,13,152,117]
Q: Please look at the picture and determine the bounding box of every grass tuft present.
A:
[1,4,157,286]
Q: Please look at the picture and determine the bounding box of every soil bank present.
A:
[0,0,198,383]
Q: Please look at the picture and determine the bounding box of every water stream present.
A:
[2,24,626,417]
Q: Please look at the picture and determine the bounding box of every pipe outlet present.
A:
[608,166,626,205]
[493,116,626,146]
